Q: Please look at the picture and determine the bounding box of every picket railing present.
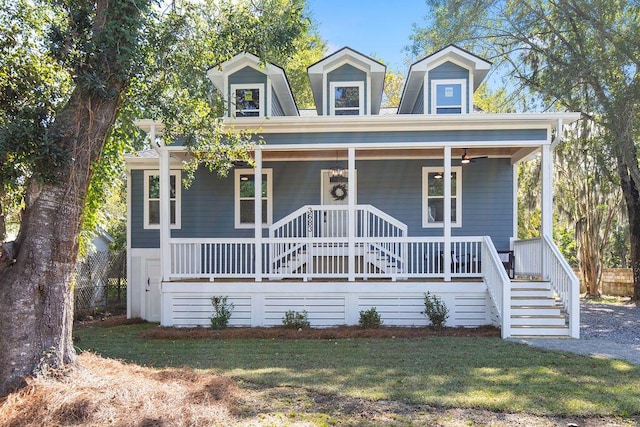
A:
[169,236,485,281]
[482,236,511,338]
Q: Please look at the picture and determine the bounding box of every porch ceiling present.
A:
[259,147,537,161]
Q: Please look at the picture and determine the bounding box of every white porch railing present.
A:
[513,236,580,338]
[169,236,485,281]
[482,236,511,338]
[513,237,542,277]
[170,238,256,280]
[168,205,490,281]
[269,204,407,238]
[543,235,580,338]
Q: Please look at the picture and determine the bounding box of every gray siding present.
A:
[262,128,548,145]
[411,86,424,114]
[271,87,284,116]
[326,64,367,115]
[428,62,470,114]
[130,159,513,250]
[228,66,267,115]
[356,158,513,250]
[130,169,159,248]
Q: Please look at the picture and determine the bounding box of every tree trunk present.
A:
[0,0,148,396]
[615,132,640,302]
[0,89,122,396]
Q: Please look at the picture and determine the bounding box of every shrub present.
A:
[210,296,234,329]
[359,307,383,328]
[422,292,449,329]
[282,310,310,329]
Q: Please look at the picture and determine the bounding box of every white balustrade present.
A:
[481,236,511,338]
[513,237,542,277]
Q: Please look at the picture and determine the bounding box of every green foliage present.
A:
[0,0,315,249]
[282,310,310,329]
[210,296,234,329]
[358,307,383,329]
[422,292,449,329]
[411,0,640,299]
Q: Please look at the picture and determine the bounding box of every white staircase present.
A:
[273,245,401,276]
[509,281,571,337]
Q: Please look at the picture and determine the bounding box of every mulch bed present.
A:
[75,314,501,339]
[139,324,501,340]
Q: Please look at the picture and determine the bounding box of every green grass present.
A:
[74,323,640,417]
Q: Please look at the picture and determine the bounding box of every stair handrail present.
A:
[542,235,580,338]
[269,205,326,238]
[482,236,511,338]
[359,204,408,237]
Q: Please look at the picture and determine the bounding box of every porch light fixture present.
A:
[434,171,443,179]
[329,152,347,183]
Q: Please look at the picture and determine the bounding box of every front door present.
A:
[144,259,161,322]
[321,170,355,237]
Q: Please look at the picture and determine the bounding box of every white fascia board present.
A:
[425,46,491,71]
[219,112,580,133]
[260,140,556,152]
[135,119,165,135]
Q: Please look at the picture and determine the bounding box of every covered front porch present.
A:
[143,117,579,338]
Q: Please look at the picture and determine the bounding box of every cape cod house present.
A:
[126,45,580,338]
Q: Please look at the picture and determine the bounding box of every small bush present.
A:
[210,296,234,329]
[359,307,383,329]
[422,292,449,329]
[282,310,310,329]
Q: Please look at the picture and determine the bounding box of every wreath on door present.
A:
[330,183,347,201]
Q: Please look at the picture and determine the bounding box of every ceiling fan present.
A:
[461,148,488,164]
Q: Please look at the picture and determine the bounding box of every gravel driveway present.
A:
[511,300,640,365]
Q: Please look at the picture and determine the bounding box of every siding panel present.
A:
[262,129,548,145]
[131,158,514,250]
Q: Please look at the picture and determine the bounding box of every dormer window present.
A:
[431,79,466,114]
[231,84,264,117]
[330,81,364,116]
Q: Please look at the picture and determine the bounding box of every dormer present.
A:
[307,47,386,116]
[398,45,491,115]
[207,53,298,118]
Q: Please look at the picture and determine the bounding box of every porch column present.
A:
[254,148,263,282]
[443,146,452,282]
[159,147,171,283]
[348,147,356,281]
[541,143,553,280]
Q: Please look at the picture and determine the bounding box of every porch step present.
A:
[511,288,554,298]
[511,281,551,290]
[511,306,562,316]
[509,325,571,337]
[511,314,567,326]
[511,296,557,306]
[508,280,570,337]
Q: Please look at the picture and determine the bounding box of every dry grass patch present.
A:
[2,350,638,426]
[0,352,239,427]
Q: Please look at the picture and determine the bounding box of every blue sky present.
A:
[305,0,429,72]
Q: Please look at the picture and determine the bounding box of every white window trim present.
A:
[430,79,467,115]
[422,166,462,228]
[235,168,273,229]
[329,81,364,116]
[144,170,181,230]
[230,83,265,118]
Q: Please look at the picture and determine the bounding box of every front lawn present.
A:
[73,322,640,418]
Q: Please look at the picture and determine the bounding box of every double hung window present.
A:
[422,166,462,227]
[330,81,364,115]
[231,84,264,117]
[144,170,181,229]
[235,169,273,228]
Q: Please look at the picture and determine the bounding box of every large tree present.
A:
[0,0,309,396]
[411,0,640,300]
